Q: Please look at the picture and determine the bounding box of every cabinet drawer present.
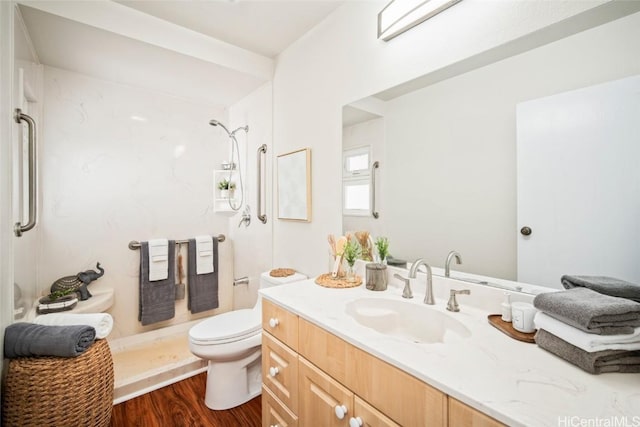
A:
[448,397,505,427]
[299,357,353,427]
[299,318,447,427]
[262,385,298,427]
[263,331,299,413]
[353,396,400,427]
[263,299,299,350]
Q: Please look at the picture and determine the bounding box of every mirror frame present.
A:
[277,148,312,222]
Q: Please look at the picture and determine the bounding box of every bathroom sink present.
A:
[345,298,470,344]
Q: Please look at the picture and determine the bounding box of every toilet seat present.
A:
[189,309,261,345]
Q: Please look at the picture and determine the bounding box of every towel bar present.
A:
[128,234,225,250]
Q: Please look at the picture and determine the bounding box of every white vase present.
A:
[220,189,229,199]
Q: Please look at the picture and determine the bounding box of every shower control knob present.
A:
[520,226,532,236]
[268,318,279,328]
[269,366,279,377]
[334,404,348,419]
[349,417,364,427]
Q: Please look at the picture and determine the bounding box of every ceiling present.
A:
[18,0,345,106]
[115,0,345,58]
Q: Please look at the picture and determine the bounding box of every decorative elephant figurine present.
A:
[50,262,105,301]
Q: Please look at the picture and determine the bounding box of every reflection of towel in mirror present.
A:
[34,313,114,339]
[561,275,640,302]
[535,329,640,374]
[3,322,95,358]
[139,240,176,325]
[534,312,640,352]
[188,238,219,314]
[533,288,640,335]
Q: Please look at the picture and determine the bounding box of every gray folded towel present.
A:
[533,288,640,335]
[562,275,640,302]
[139,240,176,325]
[535,329,640,374]
[4,322,96,358]
[187,238,219,314]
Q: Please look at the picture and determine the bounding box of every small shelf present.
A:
[213,169,241,213]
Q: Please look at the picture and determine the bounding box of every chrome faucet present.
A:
[445,250,462,278]
[446,289,471,312]
[393,274,412,299]
[409,259,434,305]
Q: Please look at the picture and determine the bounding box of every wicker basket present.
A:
[2,339,114,427]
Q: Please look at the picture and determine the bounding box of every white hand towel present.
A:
[148,238,169,281]
[534,311,640,353]
[195,235,214,275]
[33,312,114,339]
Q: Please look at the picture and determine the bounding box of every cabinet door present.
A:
[263,299,299,350]
[351,396,400,427]
[263,386,298,427]
[299,357,353,427]
[448,398,505,427]
[263,331,299,413]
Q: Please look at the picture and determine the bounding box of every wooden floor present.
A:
[110,373,262,427]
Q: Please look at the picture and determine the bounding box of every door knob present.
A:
[520,226,532,236]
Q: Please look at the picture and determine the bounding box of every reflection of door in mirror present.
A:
[517,75,640,287]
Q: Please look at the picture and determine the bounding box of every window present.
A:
[343,146,371,216]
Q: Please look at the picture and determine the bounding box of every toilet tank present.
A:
[253,271,307,310]
[259,271,307,289]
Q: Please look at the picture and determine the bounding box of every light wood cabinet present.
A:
[262,300,505,427]
[298,357,353,427]
[448,398,505,427]
[298,317,447,427]
[263,299,299,351]
[262,385,298,427]
[262,331,299,413]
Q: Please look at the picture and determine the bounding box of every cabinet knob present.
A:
[349,416,363,427]
[269,318,279,328]
[520,226,532,236]
[335,404,348,420]
[269,366,279,377]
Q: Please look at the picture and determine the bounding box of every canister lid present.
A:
[366,263,387,271]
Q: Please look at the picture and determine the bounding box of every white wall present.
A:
[40,67,235,338]
[228,82,274,309]
[272,0,628,277]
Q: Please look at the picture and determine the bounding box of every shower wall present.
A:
[228,82,273,309]
[39,66,235,338]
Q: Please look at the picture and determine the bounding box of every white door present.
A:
[517,75,640,288]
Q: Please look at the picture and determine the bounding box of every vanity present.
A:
[259,265,640,427]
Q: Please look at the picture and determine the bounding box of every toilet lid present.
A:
[189,309,261,343]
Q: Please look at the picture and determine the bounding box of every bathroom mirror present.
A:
[277,148,312,222]
[342,9,640,290]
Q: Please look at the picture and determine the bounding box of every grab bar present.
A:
[371,160,380,219]
[257,144,267,224]
[128,234,226,250]
[14,108,37,237]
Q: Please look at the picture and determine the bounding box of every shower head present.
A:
[209,119,248,136]
[209,119,231,135]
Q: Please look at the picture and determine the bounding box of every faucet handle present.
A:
[393,274,412,299]
[447,289,470,312]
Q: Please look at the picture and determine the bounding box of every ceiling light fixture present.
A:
[378,0,463,42]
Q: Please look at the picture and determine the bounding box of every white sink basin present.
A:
[345,298,471,344]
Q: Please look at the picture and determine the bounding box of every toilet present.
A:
[189,271,306,410]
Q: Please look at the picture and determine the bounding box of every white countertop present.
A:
[260,268,640,427]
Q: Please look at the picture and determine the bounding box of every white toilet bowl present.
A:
[188,271,306,410]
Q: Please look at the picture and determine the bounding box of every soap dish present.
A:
[487,314,536,343]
